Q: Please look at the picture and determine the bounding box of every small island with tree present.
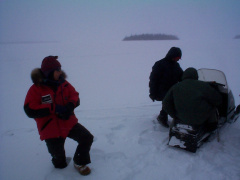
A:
[123,33,179,41]
[234,35,240,39]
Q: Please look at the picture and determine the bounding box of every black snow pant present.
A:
[45,123,94,169]
[205,108,218,132]
[158,102,168,121]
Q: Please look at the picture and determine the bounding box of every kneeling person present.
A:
[162,67,222,131]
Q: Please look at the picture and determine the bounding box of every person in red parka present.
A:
[24,56,93,175]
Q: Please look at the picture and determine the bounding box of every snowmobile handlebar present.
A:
[208,81,225,87]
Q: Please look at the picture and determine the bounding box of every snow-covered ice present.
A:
[0,39,240,180]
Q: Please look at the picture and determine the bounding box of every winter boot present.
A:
[157,115,169,128]
[74,163,91,176]
[52,157,68,169]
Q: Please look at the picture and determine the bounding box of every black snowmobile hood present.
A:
[182,67,198,80]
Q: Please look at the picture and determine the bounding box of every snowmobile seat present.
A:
[168,122,212,153]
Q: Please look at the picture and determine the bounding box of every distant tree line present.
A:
[234,35,240,39]
[123,33,179,41]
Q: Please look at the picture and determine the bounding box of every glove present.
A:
[149,94,156,102]
[55,103,74,120]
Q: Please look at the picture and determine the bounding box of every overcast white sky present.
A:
[0,0,239,42]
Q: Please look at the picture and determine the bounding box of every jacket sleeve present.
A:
[24,86,53,118]
[203,84,222,107]
[149,61,164,96]
[162,88,177,119]
[65,81,80,108]
[178,65,183,82]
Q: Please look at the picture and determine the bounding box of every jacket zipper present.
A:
[41,118,53,131]
[54,89,62,137]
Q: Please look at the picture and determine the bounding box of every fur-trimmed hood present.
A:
[31,68,67,85]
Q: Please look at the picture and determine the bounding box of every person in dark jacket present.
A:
[149,47,183,127]
[162,67,222,130]
[24,56,93,175]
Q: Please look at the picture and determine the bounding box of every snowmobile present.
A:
[168,68,240,153]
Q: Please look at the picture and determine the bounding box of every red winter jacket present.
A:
[24,69,79,140]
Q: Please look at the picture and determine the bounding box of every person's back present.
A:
[149,47,183,101]
[163,67,222,126]
[149,47,183,127]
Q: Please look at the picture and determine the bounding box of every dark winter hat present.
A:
[41,56,61,77]
[182,67,198,80]
[165,47,182,59]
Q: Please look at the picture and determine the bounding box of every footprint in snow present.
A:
[111,124,125,131]
[1,128,36,137]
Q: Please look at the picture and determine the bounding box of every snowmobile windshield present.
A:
[198,68,229,93]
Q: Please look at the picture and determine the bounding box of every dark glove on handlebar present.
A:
[208,81,219,91]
